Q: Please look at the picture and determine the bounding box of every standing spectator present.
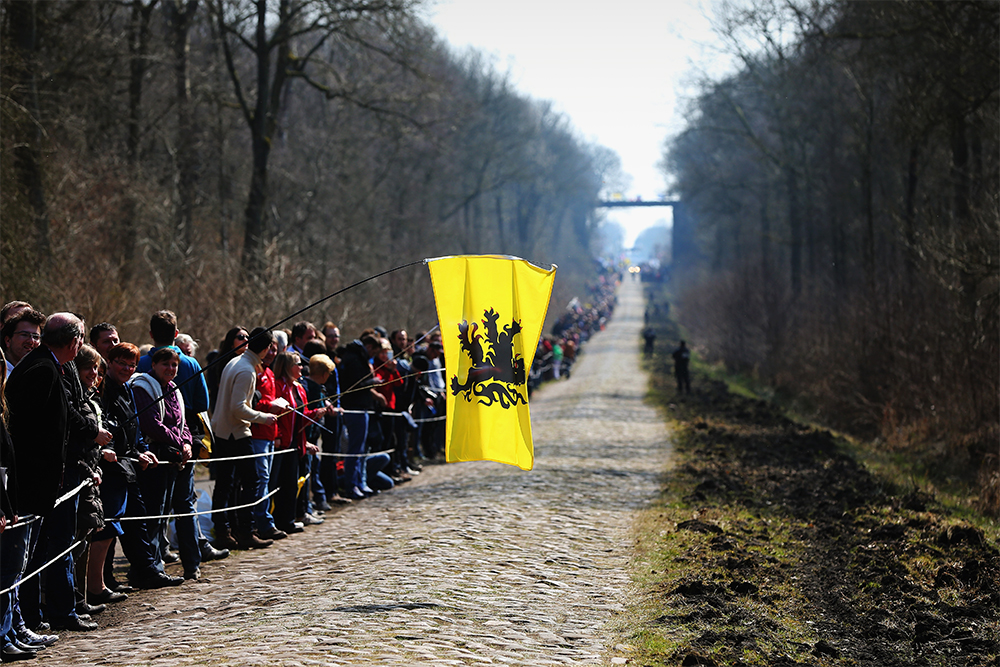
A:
[136,311,209,579]
[20,334,112,632]
[372,339,405,479]
[417,340,446,460]
[288,322,317,360]
[338,336,382,499]
[1,309,45,375]
[0,347,60,659]
[174,334,197,358]
[72,346,111,616]
[271,351,327,532]
[301,353,342,512]
[206,327,248,413]
[672,340,691,395]
[642,327,656,357]
[5,313,82,633]
[88,323,120,362]
[249,339,286,542]
[210,327,277,550]
[319,323,347,502]
[130,348,192,576]
[98,343,183,591]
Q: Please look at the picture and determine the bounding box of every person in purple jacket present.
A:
[130,347,194,574]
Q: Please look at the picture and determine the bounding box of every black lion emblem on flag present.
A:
[450,308,528,409]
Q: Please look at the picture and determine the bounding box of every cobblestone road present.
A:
[37,278,671,666]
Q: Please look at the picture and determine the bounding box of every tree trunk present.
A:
[862,96,876,296]
[786,165,802,298]
[169,0,199,256]
[7,0,49,261]
[241,0,293,279]
[903,141,920,281]
[123,0,158,279]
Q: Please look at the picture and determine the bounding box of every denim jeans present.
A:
[342,412,369,491]
[137,462,177,565]
[249,439,275,531]
[366,452,395,491]
[0,517,42,637]
[308,453,325,505]
[171,462,201,572]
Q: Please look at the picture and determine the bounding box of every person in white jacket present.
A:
[209,327,277,550]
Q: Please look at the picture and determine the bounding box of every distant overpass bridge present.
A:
[596,199,680,208]
[596,198,700,274]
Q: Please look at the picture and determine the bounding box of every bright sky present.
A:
[424,0,725,248]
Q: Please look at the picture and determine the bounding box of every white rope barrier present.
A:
[0,538,84,597]
[118,487,280,522]
[125,447,296,467]
[316,447,395,459]
[7,513,41,530]
[8,478,94,529]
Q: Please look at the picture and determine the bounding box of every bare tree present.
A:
[209,0,420,280]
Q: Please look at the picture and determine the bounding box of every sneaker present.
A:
[15,628,58,649]
[298,513,324,526]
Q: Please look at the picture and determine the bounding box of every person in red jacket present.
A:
[269,352,327,534]
[250,339,286,541]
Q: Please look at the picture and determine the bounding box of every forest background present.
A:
[0,0,625,347]
[661,0,998,512]
[2,0,998,509]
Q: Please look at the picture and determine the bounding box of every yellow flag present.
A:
[427,255,556,470]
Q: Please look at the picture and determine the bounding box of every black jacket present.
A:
[0,418,17,520]
[337,341,375,412]
[63,360,101,479]
[5,344,70,516]
[100,379,141,483]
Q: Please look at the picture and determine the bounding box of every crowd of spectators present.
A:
[0,272,619,661]
[529,272,620,393]
[0,303,446,661]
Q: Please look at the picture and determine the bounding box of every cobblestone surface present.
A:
[37,278,670,666]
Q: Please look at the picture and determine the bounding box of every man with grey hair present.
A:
[7,313,83,519]
[4,313,88,643]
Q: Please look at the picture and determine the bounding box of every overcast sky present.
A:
[423,0,727,247]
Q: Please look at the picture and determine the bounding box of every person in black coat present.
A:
[4,313,82,638]
[5,315,79,518]
[337,338,380,498]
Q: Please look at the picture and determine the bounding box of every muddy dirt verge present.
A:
[633,371,999,667]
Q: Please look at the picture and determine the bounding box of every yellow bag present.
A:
[194,411,215,459]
